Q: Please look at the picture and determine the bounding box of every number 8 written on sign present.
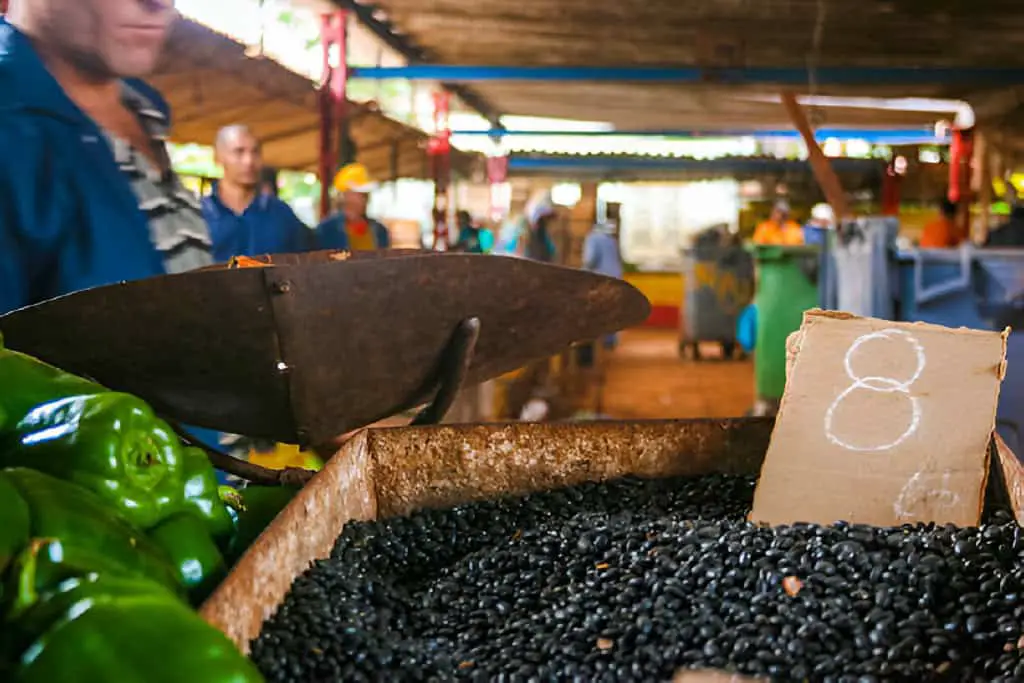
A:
[824,329,926,452]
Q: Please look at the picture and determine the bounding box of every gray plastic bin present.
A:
[679,245,754,360]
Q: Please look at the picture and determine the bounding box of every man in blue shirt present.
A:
[202,124,313,262]
[582,221,623,349]
[0,0,212,315]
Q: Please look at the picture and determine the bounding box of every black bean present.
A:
[250,474,1024,682]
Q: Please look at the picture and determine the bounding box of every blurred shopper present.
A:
[202,125,312,262]
[315,163,391,252]
[803,203,835,246]
[583,221,623,280]
[919,198,965,248]
[583,221,624,350]
[520,205,558,263]
[752,200,804,246]
[497,214,530,255]
[985,187,1024,247]
[454,210,485,253]
[0,0,213,314]
[260,166,280,198]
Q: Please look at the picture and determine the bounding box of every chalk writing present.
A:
[824,329,926,452]
[894,470,960,518]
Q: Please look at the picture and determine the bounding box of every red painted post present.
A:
[487,155,509,222]
[318,10,348,221]
[428,91,452,250]
[948,128,975,240]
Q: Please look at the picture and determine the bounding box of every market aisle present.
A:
[600,328,754,420]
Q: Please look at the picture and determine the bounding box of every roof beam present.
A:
[351,64,1024,87]
[330,0,503,127]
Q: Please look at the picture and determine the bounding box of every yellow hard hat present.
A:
[333,163,377,193]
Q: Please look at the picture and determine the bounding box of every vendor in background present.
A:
[0,0,212,315]
[919,197,965,249]
[453,210,495,253]
[583,221,624,349]
[802,203,835,246]
[315,163,391,251]
[202,124,313,263]
[752,200,805,246]
[519,206,558,263]
[260,166,280,198]
[986,187,1024,247]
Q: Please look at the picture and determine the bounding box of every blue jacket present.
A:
[0,19,182,315]
[314,214,391,251]
[582,231,623,279]
[202,187,313,262]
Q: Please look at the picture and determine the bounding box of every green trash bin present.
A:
[750,245,822,403]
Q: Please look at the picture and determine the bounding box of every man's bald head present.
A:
[7,0,176,80]
[215,125,263,190]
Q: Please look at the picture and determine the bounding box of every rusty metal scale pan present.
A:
[0,250,650,445]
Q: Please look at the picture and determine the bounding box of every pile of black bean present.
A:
[251,474,1024,682]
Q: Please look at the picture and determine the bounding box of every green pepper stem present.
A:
[165,421,315,488]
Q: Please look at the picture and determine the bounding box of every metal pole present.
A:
[428,91,452,250]
[318,10,348,221]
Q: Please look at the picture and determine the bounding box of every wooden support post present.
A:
[780,92,850,220]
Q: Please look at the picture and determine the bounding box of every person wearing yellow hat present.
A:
[314,163,391,251]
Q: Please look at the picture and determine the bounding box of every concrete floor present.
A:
[600,329,755,420]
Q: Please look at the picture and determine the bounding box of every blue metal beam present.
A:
[451,128,947,144]
[506,156,886,173]
[351,64,1024,87]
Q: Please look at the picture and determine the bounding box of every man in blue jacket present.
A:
[0,1,227,462]
[202,124,313,262]
[0,0,213,315]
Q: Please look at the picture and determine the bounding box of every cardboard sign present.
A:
[751,310,1008,527]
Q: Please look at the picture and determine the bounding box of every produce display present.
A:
[253,475,1024,682]
[0,337,283,682]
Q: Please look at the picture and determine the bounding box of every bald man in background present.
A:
[202,124,313,262]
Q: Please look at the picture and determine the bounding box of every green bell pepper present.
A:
[1,469,180,593]
[14,591,264,683]
[147,513,227,605]
[4,564,262,683]
[1,542,179,662]
[224,484,300,564]
[3,538,175,620]
[181,447,235,541]
[4,578,166,677]
[0,474,30,576]
[0,345,107,429]
[1,393,188,530]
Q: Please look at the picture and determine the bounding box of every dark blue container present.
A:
[896,247,1024,452]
